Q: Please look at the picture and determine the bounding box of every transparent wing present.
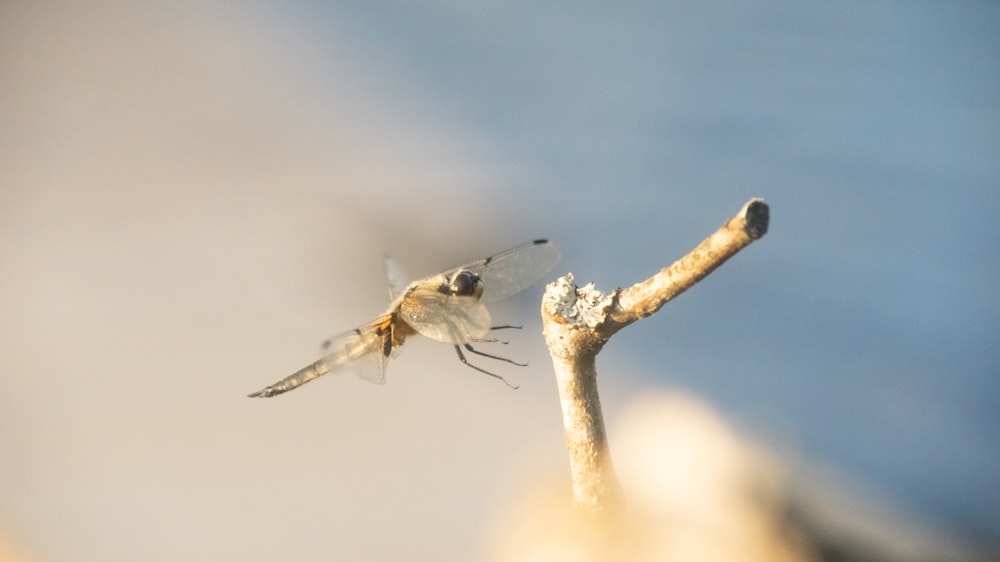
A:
[444,239,561,304]
[398,278,492,344]
[396,239,559,344]
[320,319,391,385]
[383,254,410,301]
[247,316,392,398]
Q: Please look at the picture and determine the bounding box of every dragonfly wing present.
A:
[247,316,392,397]
[320,320,391,385]
[383,254,411,301]
[398,279,492,344]
[444,239,561,304]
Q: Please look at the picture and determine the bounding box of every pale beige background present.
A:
[1,2,569,560]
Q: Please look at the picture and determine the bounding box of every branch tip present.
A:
[741,198,769,239]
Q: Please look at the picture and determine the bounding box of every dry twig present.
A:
[540,198,770,510]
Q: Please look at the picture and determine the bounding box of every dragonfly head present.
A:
[448,270,484,299]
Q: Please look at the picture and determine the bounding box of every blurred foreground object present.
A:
[486,391,815,562]
[487,391,994,561]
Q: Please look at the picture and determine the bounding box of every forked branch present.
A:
[540,198,770,510]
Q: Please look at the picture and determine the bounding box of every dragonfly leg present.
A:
[453,345,520,389]
[475,324,522,345]
[472,336,509,345]
[463,343,528,367]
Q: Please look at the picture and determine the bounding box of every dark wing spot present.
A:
[381,326,393,357]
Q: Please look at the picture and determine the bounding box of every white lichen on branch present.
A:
[543,275,614,331]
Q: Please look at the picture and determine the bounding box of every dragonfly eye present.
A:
[450,270,482,297]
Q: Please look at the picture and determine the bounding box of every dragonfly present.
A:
[248,239,561,397]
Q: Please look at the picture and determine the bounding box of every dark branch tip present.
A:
[743,198,769,239]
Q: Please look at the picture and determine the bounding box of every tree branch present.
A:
[540,198,770,510]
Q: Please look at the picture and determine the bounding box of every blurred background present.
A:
[2,1,997,560]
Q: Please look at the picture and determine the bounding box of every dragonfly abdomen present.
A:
[247,358,332,398]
